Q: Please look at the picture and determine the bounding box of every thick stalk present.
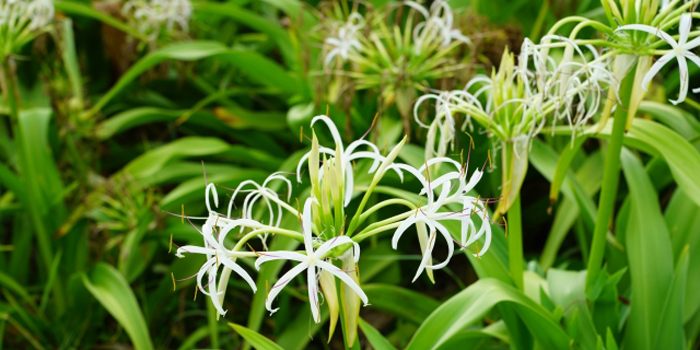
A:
[508,194,524,291]
[585,64,636,290]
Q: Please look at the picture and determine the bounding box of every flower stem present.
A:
[508,194,524,291]
[585,62,637,291]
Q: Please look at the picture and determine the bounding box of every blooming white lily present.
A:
[390,158,491,281]
[255,198,368,323]
[617,13,700,104]
[324,13,363,66]
[175,217,258,316]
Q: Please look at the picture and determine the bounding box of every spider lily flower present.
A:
[175,217,258,316]
[122,0,192,41]
[617,13,700,104]
[390,159,491,281]
[407,0,470,53]
[324,13,363,66]
[255,198,368,322]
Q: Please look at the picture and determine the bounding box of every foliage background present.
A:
[1,0,700,349]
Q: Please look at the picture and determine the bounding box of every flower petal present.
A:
[255,251,308,270]
[316,260,369,306]
[307,265,321,323]
[266,262,308,315]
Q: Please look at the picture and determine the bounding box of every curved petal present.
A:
[266,263,308,315]
[616,24,677,47]
[391,215,419,249]
[307,265,321,323]
[679,13,692,46]
[207,265,227,316]
[412,223,437,282]
[175,245,214,258]
[670,55,689,105]
[426,221,454,270]
[219,257,257,292]
[311,115,344,153]
[254,251,308,270]
[314,236,355,258]
[302,198,317,254]
[205,183,219,212]
[316,260,369,306]
[640,51,674,92]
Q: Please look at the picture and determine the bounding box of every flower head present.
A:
[255,198,368,322]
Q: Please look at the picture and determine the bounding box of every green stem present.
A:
[508,194,524,291]
[585,63,636,290]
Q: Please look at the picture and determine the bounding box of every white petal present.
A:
[391,215,419,249]
[314,236,356,258]
[679,13,692,46]
[175,245,215,258]
[670,55,689,105]
[219,257,257,292]
[205,183,219,212]
[616,24,678,47]
[412,224,437,282]
[641,51,674,92]
[266,263,308,315]
[254,251,308,270]
[316,260,369,306]
[426,221,454,270]
[311,115,344,153]
[307,265,321,323]
[302,198,317,254]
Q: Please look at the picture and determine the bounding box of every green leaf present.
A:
[86,41,297,116]
[549,135,587,203]
[590,118,700,207]
[229,323,283,350]
[95,108,226,139]
[193,2,295,65]
[54,1,148,41]
[546,269,597,349]
[82,263,153,350]
[653,245,689,350]
[665,189,700,322]
[406,278,569,350]
[620,148,675,350]
[363,284,440,324]
[359,318,397,350]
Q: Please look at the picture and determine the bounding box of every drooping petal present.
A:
[315,260,369,306]
[391,215,419,249]
[640,51,674,91]
[679,13,692,47]
[205,183,219,212]
[616,24,678,47]
[266,263,309,315]
[175,245,215,258]
[412,223,437,282]
[307,265,321,323]
[426,221,454,270]
[218,257,257,292]
[302,198,317,254]
[311,115,344,153]
[670,54,689,105]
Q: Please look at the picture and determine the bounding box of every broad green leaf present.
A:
[85,41,297,116]
[406,278,569,349]
[620,148,675,350]
[578,118,700,207]
[82,263,153,350]
[637,101,700,140]
[123,137,281,180]
[359,318,397,350]
[664,189,700,322]
[652,246,689,350]
[229,323,283,350]
[193,2,295,65]
[546,269,597,349]
[95,108,226,139]
[363,284,440,324]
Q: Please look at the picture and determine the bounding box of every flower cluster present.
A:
[0,0,54,59]
[173,115,492,324]
[122,0,192,41]
[315,0,473,128]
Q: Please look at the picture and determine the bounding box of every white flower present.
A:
[254,198,368,323]
[296,115,388,207]
[27,0,54,30]
[390,159,491,281]
[617,13,700,104]
[407,0,470,53]
[324,13,363,66]
[123,0,192,39]
[227,173,293,250]
[175,217,258,316]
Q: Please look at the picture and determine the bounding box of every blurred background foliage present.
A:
[1,0,700,349]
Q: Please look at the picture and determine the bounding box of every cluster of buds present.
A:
[121,0,192,42]
[172,115,492,342]
[316,0,473,130]
[0,0,54,60]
